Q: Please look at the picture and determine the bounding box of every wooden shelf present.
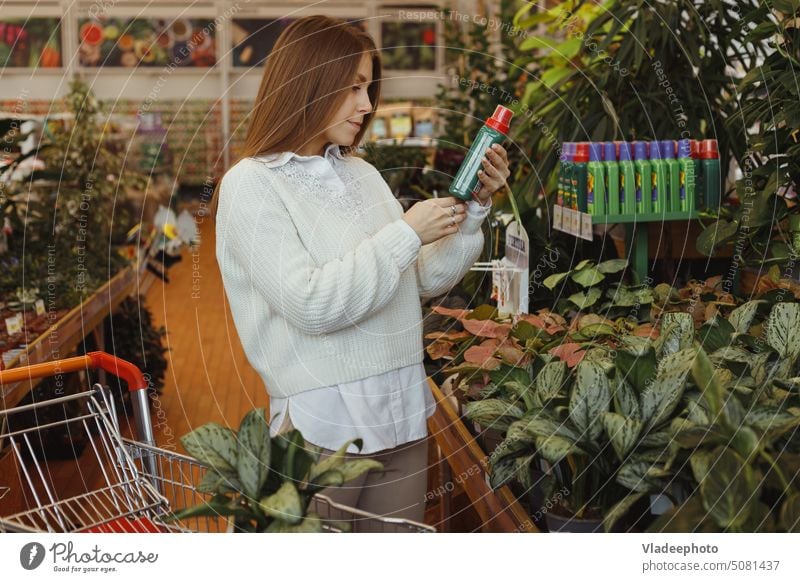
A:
[0,262,153,410]
[427,378,537,533]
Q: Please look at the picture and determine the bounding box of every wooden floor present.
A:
[117,209,269,448]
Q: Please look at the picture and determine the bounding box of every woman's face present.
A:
[323,54,374,148]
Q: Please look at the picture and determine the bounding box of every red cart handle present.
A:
[0,351,147,392]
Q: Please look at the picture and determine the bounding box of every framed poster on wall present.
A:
[231,18,367,69]
[0,18,62,68]
[77,17,216,67]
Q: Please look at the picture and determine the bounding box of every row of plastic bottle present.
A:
[557,139,721,216]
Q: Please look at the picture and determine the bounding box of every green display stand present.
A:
[591,210,699,284]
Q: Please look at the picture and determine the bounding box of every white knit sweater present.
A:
[215,149,490,398]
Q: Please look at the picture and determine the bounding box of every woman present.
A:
[213,15,510,525]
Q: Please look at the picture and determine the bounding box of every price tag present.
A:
[5,314,22,335]
[35,299,46,316]
[571,208,581,235]
[553,205,563,231]
[561,208,571,233]
[580,212,593,241]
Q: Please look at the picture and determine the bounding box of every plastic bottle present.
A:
[604,142,620,215]
[677,139,696,212]
[660,140,680,212]
[449,105,514,201]
[633,141,652,214]
[699,139,721,210]
[692,139,703,208]
[618,142,636,216]
[572,142,589,212]
[557,142,573,207]
[649,141,667,213]
[587,143,606,215]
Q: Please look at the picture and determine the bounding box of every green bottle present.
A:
[660,140,680,212]
[677,139,696,212]
[587,143,606,215]
[449,105,513,201]
[618,142,636,216]
[633,141,652,214]
[649,141,668,214]
[572,143,589,212]
[603,142,620,215]
[557,142,573,207]
[699,139,721,210]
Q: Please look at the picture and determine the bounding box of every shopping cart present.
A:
[0,351,434,533]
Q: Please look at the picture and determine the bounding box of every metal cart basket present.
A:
[0,352,433,533]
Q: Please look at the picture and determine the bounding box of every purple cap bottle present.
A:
[649,141,663,159]
[660,140,675,159]
[603,141,616,161]
[634,141,649,160]
[619,141,632,161]
[677,139,692,158]
[589,142,603,162]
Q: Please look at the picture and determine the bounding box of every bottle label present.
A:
[679,170,685,201]
[452,131,495,193]
[587,174,594,205]
[636,172,642,204]
[620,174,625,203]
[652,172,658,203]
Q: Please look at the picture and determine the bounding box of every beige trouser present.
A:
[276,415,429,530]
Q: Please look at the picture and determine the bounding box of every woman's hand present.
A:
[473,143,511,206]
[403,197,467,245]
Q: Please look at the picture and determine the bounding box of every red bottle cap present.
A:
[690,139,699,158]
[485,105,513,135]
[573,142,589,162]
[698,139,719,159]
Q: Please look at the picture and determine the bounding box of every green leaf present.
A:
[237,408,271,499]
[515,414,580,442]
[181,423,238,474]
[612,377,641,420]
[658,313,694,357]
[309,469,344,489]
[535,360,567,401]
[489,454,520,490]
[543,271,570,290]
[535,435,584,464]
[689,450,716,484]
[259,482,303,525]
[696,219,738,256]
[691,345,726,419]
[597,259,628,274]
[615,345,656,393]
[265,512,323,533]
[700,448,756,529]
[779,493,800,533]
[641,348,694,429]
[336,459,383,483]
[568,286,603,309]
[165,494,250,523]
[569,361,611,442]
[699,317,735,353]
[601,412,642,461]
[729,300,763,334]
[197,470,242,495]
[604,492,646,532]
[616,462,666,493]
[464,399,525,431]
[309,439,362,481]
[745,405,800,438]
[570,266,605,288]
[767,302,800,362]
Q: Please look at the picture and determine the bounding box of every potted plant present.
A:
[168,408,383,532]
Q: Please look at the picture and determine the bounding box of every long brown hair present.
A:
[211,15,381,221]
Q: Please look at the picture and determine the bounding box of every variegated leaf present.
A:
[729,300,762,334]
[535,360,567,401]
[767,302,800,362]
[569,361,611,442]
[601,412,643,461]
